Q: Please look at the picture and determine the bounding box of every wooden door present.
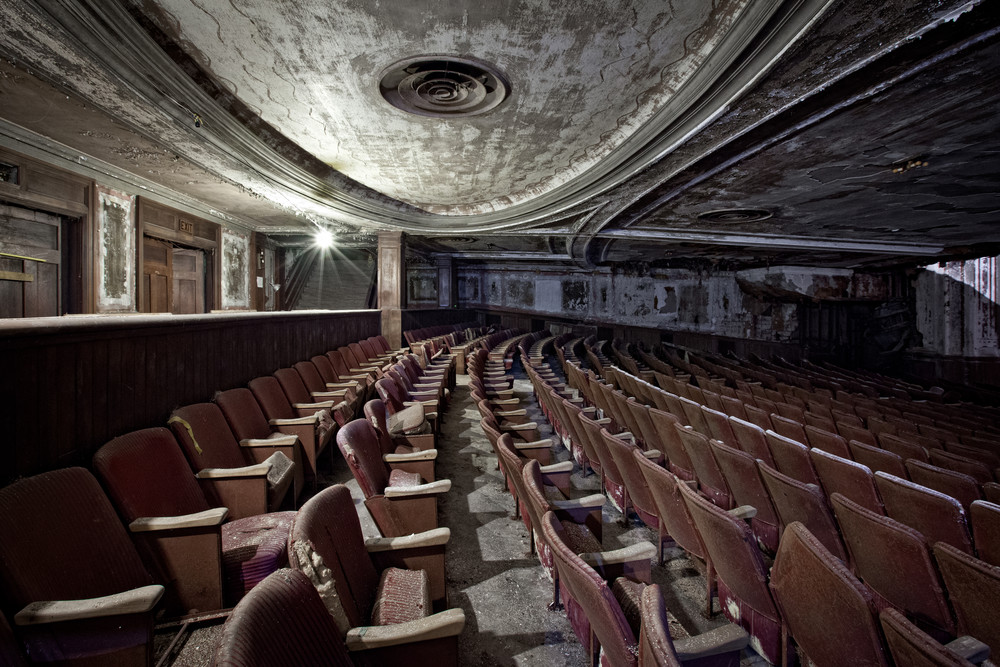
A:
[171,248,204,314]
[141,237,171,313]
[0,205,61,318]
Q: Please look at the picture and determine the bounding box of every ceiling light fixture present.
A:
[379,56,511,118]
[314,229,334,248]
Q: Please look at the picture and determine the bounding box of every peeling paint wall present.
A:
[221,228,250,309]
[407,268,438,307]
[458,266,799,342]
[915,257,999,357]
[96,185,135,312]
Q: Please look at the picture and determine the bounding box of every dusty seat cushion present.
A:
[370,567,431,626]
[560,520,602,555]
[612,577,646,639]
[388,468,422,487]
[221,511,295,605]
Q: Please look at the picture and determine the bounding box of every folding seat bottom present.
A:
[221,511,296,604]
[388,468,422,487]
[371,567,431,626]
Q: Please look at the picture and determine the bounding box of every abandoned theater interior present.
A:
[0,0,998,665]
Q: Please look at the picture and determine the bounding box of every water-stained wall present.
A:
[458,265,799,342]
[221,228,251,309]
[915,256,998,358]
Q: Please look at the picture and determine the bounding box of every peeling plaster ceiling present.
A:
[0,0,997,269]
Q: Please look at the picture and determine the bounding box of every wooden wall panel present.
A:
[0,310,380,484]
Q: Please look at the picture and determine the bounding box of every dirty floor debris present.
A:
[153,369,767,666]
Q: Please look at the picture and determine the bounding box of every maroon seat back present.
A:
[874,472,974,554]
[849,440,909,479]
[326,349,360,381]
[94,427,211,521]
[349,342,373,366]
[701,405,737,445]
[375,376,407,413]
[170,402,247,470]
[638,585,682,667]
[677,479,782,664]
[217,388,274,441]
[602,430,659,526]
[648,407,695,480]
[970,500,1000,566]
[770,414,809,445]
[358,338,382,361]
[720,395,747,420]
[804,425,851,459]
[879,432,930,463]
[830,493,954,638]
[765,430,819,486]
[729,417,774,466]
[0,468,155,611]
[932,542,1000,658]
[928,449,993,485]
[539,511,638,666]
[675,424,732,509]
[839,422,878,447]
[249,376,296,421]
[362,398,395,456]
[708,439,780,553]
[212,568,352,667]
[879,608,975,667]
[293,361,329,396]
[769,522,889,667]
[335,418,389,498]
[757,462,848,561]
[810,448,884,514]
[310,354,340,384]
[288,485,380,630]
[0,468,158,664]
[274,368,313,406]
[905,460,982,512]
[743,404,773,431]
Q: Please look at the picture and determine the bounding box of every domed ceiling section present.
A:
[127,0,767,215]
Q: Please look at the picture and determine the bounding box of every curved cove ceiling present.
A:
[129,0,758,215]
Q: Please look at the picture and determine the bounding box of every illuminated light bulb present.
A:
[314,229,334,248]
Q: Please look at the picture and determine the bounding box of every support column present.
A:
[436,255,456,309]
[378,230,405,350]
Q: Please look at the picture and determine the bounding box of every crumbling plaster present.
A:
[458,265,799,342]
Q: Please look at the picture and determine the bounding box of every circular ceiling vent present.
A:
[379,56,510,118]
[697,208,773,223]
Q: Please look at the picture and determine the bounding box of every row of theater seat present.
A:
[0,331,473,665]
[558,338,999,665]
[466,330,752,666]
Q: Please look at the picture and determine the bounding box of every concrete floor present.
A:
[155,360,765,666]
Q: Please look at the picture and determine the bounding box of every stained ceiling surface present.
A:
[0,0,997,269]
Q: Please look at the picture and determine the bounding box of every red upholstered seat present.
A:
[0,468,163,665]
[94,427,294,613]
[212,568,353,667]
[337,418,448,537]
[249,375,330,483]
[288,485,464,665]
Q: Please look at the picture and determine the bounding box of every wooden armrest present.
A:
[196,462,270,478]
[345,609,465,651]
[384,479,451,498]
[551,494,605,511]
[129,507,228,532]
[540,460,574,474]
[642,449,662,460]
[269,415,318,426]
[325,381,360,390]
[595,417,612,425]
[579,542,657,567]
[673,623,750,660]
[293,400,334,410]
[350,366,380,373]
[495,408,527,417]
[617,432,635,442]
[491,398,520,405]
[342,374,370,381]
[403,400,438,410]
[513,438,553,450]
[501,421,539,431]
[240,434,297,447]
[384,449,438,463]
[365,527,450,552]
[15,585,164,625]
[311,390,347,400]
[727,505,758,521]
